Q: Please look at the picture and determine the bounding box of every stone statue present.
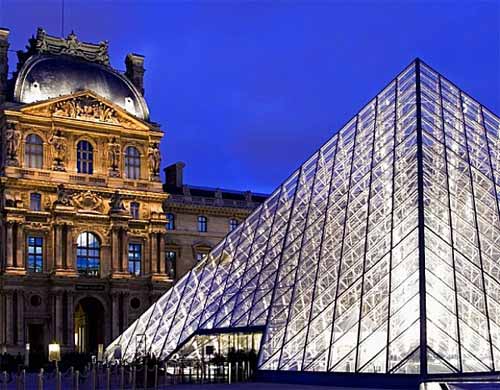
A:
[148,142,161,178]
[5,122,21,166]
[54,184,72,207]
[109,191,126,214]
[49,129,67,170]
[107,137,121,174]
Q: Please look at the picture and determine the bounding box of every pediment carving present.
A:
[21,92,146,129]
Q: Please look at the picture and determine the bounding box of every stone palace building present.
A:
[0,27,266,358]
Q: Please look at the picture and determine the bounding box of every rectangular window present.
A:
[166,250,177,279]
[128,243,142,276]
[27,236,43,272]
[30,193,42,211]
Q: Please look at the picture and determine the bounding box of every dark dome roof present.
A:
[14,54,149,120]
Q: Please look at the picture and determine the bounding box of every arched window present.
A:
[166,213,175,230]
[197,216,207,232]
[125,146,141,179]
[77,232,100,276]
[77,140,94,174]
[229,218,239,232]
[25,134,43,168]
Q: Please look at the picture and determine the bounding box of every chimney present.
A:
[164,162,186,188]
[125,53,145,96]
[0,28,10,104]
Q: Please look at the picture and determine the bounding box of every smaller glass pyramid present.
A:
[106,59,500,376]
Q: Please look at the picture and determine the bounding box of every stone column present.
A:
[0,293,4,347]
[5,222,13,268]
[65,225,73,269]
[66,293,74,348]
[121,228,129,273]
[111,228,120,272]
[16,292,24,346]
[159,234,166,274]
[5,292,13,345]
[15,224,23,269]
[55,293,63,344]
[122,292,129,329]
[111,293,120,340]
[150,233,158,276]
[54,224,63,270]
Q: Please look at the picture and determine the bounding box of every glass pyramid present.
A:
[106,59,500,376]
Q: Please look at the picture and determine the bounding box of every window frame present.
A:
[197,215,208,233]
[76,140,94,174]
[229,218,239,232]
[27,235,44,273]
[166,213,175,230]
[30,192,42,211]
[25,134,44,169]
[125,146,141,179]
[76,232,100,277]
[128,242,142,276]
[130,202,140,219]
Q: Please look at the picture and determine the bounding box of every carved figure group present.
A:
[54,184,72,207]
[72,190,103,212]
[53,96,119,124]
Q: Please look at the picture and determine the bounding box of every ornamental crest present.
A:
[72,190,104,213]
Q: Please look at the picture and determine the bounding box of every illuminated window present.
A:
[25,134,43,169]
[166,213,175,230]
[166,250,176,279]
[128,243,142,276]
[77,232,100,276]
[130,202,140,219]
[195,252,208,262]
[77,140,93,174]
[125,146,141,179]
[229,218,239,232]
[197,216,207,232]
[27,236,43,273]
[30,193,42,211]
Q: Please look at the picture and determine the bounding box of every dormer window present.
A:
[77,140,94,174]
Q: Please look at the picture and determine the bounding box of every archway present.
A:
[74,297,105,354]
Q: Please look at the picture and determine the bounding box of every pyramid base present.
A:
[255,370,500,389]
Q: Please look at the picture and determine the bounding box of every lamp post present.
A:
[24,343,30,368]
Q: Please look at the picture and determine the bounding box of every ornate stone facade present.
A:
[0,28,167,356]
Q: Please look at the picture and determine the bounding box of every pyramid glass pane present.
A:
[106,60,500,376]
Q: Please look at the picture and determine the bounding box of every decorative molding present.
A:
[29,28,110,66]
[72,190,104,213]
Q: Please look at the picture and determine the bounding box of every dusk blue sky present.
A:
[1,1,499,194]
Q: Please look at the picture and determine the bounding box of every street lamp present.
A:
[48,342,61,370]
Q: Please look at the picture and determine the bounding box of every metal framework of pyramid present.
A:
[106,59,500,377]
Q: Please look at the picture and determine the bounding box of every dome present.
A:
[13,54,149,120]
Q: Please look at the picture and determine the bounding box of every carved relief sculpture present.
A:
[107,137,121,177]
[148,142,161,180]
[49,129,67,170]
[52,95,120,124]
[5,122,21,166]
[72,190,104,213]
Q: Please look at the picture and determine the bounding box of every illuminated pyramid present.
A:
[107,59,500,378]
